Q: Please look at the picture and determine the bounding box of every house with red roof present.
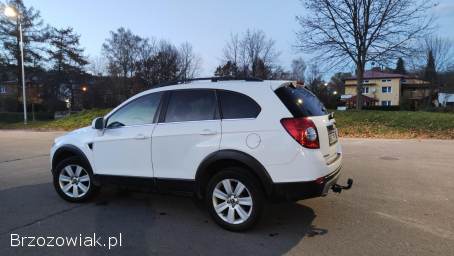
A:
[341,70,432,109]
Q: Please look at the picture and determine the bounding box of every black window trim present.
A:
[105,91,163,129]
[216,89,262,120]
[158,88,220,124]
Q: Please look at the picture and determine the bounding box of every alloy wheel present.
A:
[212,178,253,224]
[59,164,91,198]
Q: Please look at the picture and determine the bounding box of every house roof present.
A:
[345,70,409,80]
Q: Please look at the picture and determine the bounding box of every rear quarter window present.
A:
[218,90,261,119]
[275,85,327,117]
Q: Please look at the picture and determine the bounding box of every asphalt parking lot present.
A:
[0,130,453,256]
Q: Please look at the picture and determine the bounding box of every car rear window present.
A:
[275,84,328,117]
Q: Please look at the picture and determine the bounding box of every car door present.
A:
[152,89,221,180]
[92,92,163,177]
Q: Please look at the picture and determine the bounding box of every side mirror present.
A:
[91,117,104,130]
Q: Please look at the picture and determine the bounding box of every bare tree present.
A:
[270,65,291,80]
[291,57,306,82]
[136,37,157,64]
[223,33,241,67]
[178,42,201,80]
[305,63,323,89]
[242,29,279,77]
[220,29,279,79]
[296,0,434,109]
[88,56,107,76]
[102,27,142,79]
[146,40,180,85]
[422,36,454,72]
[133,37,157,86]
[155,41,180,83]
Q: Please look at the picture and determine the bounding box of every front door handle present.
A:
[134,134,148,140]
[200,129,217,135]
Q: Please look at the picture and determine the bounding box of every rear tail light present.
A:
[280,117,320,149]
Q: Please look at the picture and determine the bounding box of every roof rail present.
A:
[187,76,264,82]
[154,76,264,87]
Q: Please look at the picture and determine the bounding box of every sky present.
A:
[21,0,454,77]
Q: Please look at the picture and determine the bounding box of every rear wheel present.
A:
[206,168,263,231]
[53,156,99,202]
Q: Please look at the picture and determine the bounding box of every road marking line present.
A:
[0,154,49,164]
[375,211,454,241]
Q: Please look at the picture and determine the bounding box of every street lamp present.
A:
[4,6,27,124]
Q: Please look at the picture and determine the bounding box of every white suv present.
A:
[50,78,352,231]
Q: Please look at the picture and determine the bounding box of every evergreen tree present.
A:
[424,50,437,83]
[0,0,49,102]
[424,50,437,105]
[394,58,407,74]
[254,58,271,79]
[48,27,87,73]
[0,1,48,73]
[214,61,238,77]
[47,27,87,111]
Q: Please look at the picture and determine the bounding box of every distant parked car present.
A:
[50,78,352,231]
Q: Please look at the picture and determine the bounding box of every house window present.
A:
[363,80,369,83]
[361,86,369,94]
[382,86,392,93]
[381,100,391,106]
[0,86,6,94]
[382,79,391,83]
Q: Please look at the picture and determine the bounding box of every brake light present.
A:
[280,117,320,149]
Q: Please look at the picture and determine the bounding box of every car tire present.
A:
[53,156,99,202]
[206,167,264,231]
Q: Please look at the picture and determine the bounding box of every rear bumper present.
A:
[271,165,342,201]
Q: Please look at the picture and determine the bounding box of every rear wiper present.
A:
[328,112,334,120]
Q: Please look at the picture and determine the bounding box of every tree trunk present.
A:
[356,65,365,110]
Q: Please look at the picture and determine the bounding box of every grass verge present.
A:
[0,109,111,131]
[1,109,453,139]
[335,110,454,139]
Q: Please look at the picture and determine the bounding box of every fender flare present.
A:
[195,150,274,197]
[52,145,91,172]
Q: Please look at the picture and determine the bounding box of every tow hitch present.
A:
[331,178,353,193]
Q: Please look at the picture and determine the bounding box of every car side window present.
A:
[218,90,261,119]
[164,89,217,122]
[106,92,162,128]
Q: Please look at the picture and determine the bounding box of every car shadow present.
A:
[0,183,327,256]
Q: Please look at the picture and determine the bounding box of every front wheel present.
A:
[53,156,99,202]
[206,168,264,231]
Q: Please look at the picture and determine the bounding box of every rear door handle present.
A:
[134,134,148,140]
[200,129,217,135]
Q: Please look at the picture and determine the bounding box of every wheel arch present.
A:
[195,150,274,198]
[52,145,91,173]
